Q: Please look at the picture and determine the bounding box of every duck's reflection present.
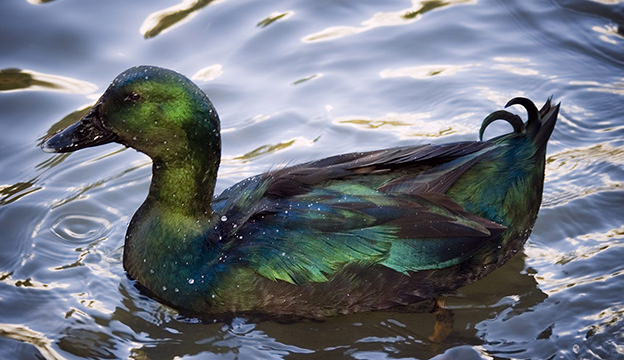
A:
[53,253,547,359]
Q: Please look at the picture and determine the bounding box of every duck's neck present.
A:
[150,155,218,218]
[123,147,222,304]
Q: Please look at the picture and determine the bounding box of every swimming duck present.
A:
[42,66,559,319]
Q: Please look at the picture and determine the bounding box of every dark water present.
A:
[1,0,623,359]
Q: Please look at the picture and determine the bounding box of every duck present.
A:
[42,65,559,319]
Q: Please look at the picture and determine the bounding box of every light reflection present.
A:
[293,73,323,85]
[566,104,594,117]
[221,114,271,134]
[0,323,66,360]
[0,273,69,290]
[492,57,539,76]
[0,68,97,94]
[547,143,624,174]
[570,78,624,96]
[41,105,92,142]
[51,214,112,242]
[492,56,530,63]
[257,11,293,28]
[475,87,522,106]
[229,136,314,163]
[334,112,474,139]
[530,231,624,296]
[191,64,223,82]
[217,163,259,182]
[542,143,624,208]
[592,24,623,44]
[380,64,474,79]
[492,64,539,76]
[302,0,475,43]
[140,0,227,39]
[0,179,41,206]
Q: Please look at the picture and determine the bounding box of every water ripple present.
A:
[543,142,624,207]
[334,112,474,139]
[51,214,111,243]
[380,63,476,79]
[302,0,475,43]
[0,323,65,360]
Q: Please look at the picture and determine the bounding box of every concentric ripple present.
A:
[50,214,112,243]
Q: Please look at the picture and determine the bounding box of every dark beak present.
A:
[42,104,117,153]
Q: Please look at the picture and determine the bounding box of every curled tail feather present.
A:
[479,97,560,153]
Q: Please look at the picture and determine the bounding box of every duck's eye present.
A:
[124,92,141,103]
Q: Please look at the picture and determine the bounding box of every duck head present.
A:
[43,65,221,163]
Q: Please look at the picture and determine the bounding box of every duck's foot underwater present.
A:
[391,297,455,344]
[428,298,454,344]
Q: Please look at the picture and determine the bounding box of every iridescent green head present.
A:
[43,65,221,163]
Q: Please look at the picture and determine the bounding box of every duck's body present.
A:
[43,66,559,318]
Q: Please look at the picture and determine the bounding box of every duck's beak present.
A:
[42,104,117,153]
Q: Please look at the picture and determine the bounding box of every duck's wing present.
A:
[262,141,492,197]
[230,190,505,285]
[215,141,505,285]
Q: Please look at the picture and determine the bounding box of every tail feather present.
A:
[533,98,559,153]
[481,97,559,153]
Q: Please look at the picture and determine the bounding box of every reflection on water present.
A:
[140,0,219,39]
[257,11,293,29]
[0,179,41,206]
[570,78,624,96]
[51,214,112,243]
[191,64,224,82]
[335,112,474,139]
[231,136,318,163]
[543,142,624,207]
[302,0,475,42]
[1,0,624,358]
[380,64,475,79]
[292,73,323,86]
[25,0,55,4]
[592,24,624,44]
[0,323,63,360]
[0,68,96,94]
[43,106,92,140]
[233,139,296,162]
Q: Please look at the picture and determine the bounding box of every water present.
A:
[1,0,623,359]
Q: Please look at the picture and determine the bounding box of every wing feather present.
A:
[213,140,505,284]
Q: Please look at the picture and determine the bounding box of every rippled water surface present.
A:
[1,0,623,359]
